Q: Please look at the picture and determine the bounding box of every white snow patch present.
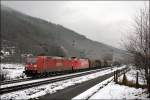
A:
[0,63,26,80]
[89,82,148,99]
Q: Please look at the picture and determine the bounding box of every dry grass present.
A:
[117,80,147,89]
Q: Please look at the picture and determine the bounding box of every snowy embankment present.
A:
[72,66,149,99]
[0,65,126,100]
[0,63,26,81]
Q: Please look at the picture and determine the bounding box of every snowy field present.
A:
[0,65,126,100]
[72,66,149,99]
[73,80,148,99]
[0,63,26,81]
[118,66,147,85]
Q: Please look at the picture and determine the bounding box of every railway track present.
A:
[0,72,68,85]
[0,78,31,85]
[0,66,127,95]
[0,66,111,85]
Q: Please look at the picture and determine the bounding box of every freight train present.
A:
[24,56,113,77]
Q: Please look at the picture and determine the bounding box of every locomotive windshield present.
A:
[26,57,37,64]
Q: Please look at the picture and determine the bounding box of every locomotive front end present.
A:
[24,57,38,76]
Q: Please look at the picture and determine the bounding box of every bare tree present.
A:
[123,5,150,93]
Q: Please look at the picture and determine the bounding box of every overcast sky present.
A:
[1,1,149,49]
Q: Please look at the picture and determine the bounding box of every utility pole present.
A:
[72,40,76,57]
[148,8,150,94]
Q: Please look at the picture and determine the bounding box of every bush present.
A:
[0,72,7,81]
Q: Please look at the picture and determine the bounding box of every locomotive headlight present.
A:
[34,65,37,67]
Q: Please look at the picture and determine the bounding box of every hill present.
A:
[0,5,130,63]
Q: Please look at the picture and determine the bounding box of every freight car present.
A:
[89,59,101,68]
[89,59,113,69]
[24,56,90,76]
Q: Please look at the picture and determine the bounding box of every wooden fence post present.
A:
[122,72,127,85]
[136,72,139,88]
[116,70,118,83]
[114,71,116,82]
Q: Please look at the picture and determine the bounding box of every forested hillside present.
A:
[1,5,130,63]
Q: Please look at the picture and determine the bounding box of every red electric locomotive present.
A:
[24,56,90,76]
[71,58,89,70]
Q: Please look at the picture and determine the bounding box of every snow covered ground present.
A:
[73,81,148,99]
[90,81,148,99]
[0,63,26,80]
[0,65,126,100]
[118,66,147,85]
[72,66,149,99]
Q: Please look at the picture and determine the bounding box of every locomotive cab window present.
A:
[26,57,37,64]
